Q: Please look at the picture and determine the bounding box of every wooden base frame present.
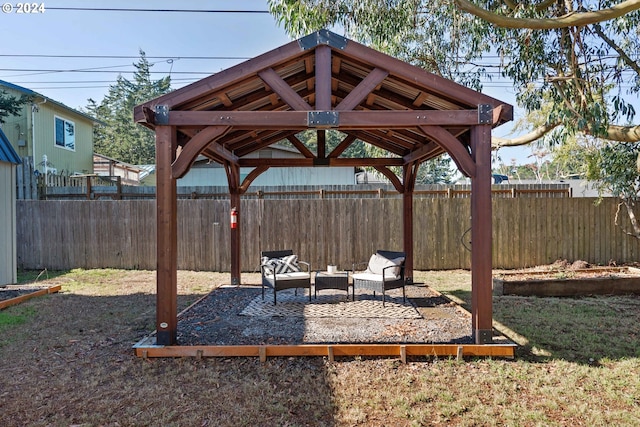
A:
[133,338,516,362]
[0,285,62,310]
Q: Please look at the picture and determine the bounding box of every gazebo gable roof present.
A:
[134,29,512,180]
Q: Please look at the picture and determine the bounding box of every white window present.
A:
[54,116,75,151]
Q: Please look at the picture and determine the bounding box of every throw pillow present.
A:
[261,255,301,274]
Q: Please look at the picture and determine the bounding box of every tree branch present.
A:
[592,23,640,76]
[492,122,560,148]
[615,200,640,239]
[602,125,640,142]
[454,0,640,29]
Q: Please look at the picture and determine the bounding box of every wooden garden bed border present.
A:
[133,338,516,362]
[0,285,62,310]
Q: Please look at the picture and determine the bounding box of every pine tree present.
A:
[87,51,171,164]
[0,90,30,124]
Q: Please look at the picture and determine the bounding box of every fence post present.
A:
[116,176,122,200]
[86,176,92,200]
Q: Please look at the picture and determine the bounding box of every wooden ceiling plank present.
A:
[258,68,313,111]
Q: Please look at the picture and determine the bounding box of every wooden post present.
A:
[230,191,241,285]
[403,164,414,283]
[155,125,178,346]
[470,124,493,344]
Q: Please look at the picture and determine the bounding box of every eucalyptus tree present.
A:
[268,0,640,147]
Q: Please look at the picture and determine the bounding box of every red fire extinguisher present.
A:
[230,207,238,229]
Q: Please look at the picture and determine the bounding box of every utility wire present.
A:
[44,7,271,13]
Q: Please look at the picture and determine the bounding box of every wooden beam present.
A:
[0,285,61,310]
[328,134,357,158]
[171,126,232,179]
[133,38,308,122]
[418,125,477,178]
[317,130,326,158]
[155,125,178,346]
[258,68,313,111]
[239,166,269,193]
[373,166,403,193]
[238,157,404,167]
[336,67,389,111]
[341,38,514,124]
[470,124,493,344]
[134,343,517,359]
[403,141,441,164]
[287,135,316,158]
[164,110,482,129]
[315,45,332,110]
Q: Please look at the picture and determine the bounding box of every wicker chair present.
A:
[352,250,406,306]
[260,249,311,304]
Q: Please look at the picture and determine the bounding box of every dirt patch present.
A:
[494,260,640,281]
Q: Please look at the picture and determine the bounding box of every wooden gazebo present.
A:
[134,30,513,355]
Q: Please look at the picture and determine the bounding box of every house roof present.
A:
[134,29,513,181]
[0,79,102,125]
[0,127,21,164]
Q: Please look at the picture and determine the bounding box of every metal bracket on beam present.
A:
[308,111,339,128]
[478,104,492,124]
[298,29,348,50]
[155,105,169,125]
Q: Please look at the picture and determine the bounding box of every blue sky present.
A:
[0,0,533,164]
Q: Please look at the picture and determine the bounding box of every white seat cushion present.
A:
[352,272,399,282]
[265,271,310,281]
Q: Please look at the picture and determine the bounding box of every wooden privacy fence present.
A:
[16,198,640,272]
[38,183,571,200]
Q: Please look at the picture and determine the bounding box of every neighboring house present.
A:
[507,178,605,197]
[178,144,356,187]
[0,128,21,285]
[93,153,155,186]
[0,79,100,176]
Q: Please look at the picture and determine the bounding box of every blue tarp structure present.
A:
[0,128,21,165]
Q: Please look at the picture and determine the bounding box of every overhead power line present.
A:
[0,54,252,60]
[45,7,270,13]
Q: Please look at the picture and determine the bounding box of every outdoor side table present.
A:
[314,271,350,298]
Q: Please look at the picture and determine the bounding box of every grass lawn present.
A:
[0,268,638,426]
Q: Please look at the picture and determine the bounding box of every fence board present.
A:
[16,198,640,272]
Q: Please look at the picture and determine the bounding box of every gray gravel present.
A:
[177,284,473,346]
